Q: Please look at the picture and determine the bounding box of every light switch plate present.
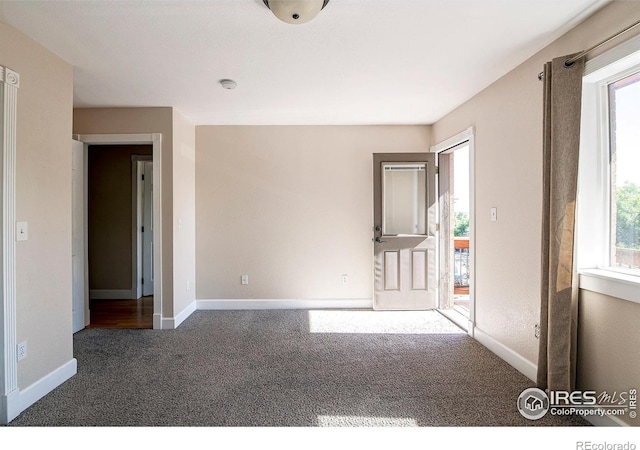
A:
[16,222,28,241]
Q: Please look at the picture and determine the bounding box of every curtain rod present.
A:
[538,18,640,81]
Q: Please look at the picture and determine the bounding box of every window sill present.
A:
[579,269,640,304]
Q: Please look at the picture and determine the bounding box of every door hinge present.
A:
[141,174,145,181]
[435,166,439,175]
[141,226,144,233]
[141,277,144,285]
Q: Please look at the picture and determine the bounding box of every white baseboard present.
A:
[161,300,197,329]
[89,289,135,300]
[0,389,20,424]
[155,298,372,330]
[196,298,373,310]
[473,326,537,382]
[175,300,197,327]
[473,327,629,427]
[153,313,162,330]
[2,358,77,424]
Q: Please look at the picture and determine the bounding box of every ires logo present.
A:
[549,390,597,406]
[518,388,637,420]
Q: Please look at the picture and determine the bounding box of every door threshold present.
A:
[437,308,469,333]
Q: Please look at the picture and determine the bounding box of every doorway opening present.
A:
[433,128,475,332]
[87,144,153,329]
[72,133,163,331]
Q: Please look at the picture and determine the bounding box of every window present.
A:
[608,72,640,273]
[577,34,640,302]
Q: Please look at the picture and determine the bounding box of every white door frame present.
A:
[0,66,20,424]
[431,127,476,335]
[72,139,87,333]
[74,133,163,329]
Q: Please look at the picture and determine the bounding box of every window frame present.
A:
[577,33,640,304]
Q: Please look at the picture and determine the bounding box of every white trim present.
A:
[431,127,477,331]
[584,33,640,78]
[162,300,197,330]
[578,32,640,280]
[83,144,90,326]
[89,289,136,300]
[1,358,76,424]
[429,126,474,154]
[153,313,162,330]
[196,298,373,311]
[15,359,77,420]
[0,388,19,424]
[473,326,537,382]
[74,133,155,145]
[151,133,162,329]
[74,133,163,329]
[0,66,20,88]
[161,299,373,329]
[579,270,640,304]
[0,65,19,426]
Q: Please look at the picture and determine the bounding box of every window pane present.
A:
[382,164,426,235]
[609,71,640,271]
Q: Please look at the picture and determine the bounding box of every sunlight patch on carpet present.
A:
[308,310,464,334]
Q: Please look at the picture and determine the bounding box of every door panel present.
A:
[384,251,400,290]
[373,153,437,310]
[142,161,154,297]
[412,250,427,290]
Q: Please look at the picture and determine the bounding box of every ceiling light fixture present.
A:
[220,79,237,90]
[263,0,330,25]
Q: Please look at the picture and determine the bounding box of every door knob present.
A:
[375,225,382,232]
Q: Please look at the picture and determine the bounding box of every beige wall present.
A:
[73,108,175,316]
[195,125,431,300]
[577,289,639,426]
[432,1,640,370]
[172,109,196,316]
[88,145,153,292]
[0,21,74,389]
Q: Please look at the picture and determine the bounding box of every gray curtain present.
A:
[537,53,585,393]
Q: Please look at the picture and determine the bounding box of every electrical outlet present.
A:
[534,323,540,339]
[340,274,348,285]
[241,274,249,285]
[17,341,27,361]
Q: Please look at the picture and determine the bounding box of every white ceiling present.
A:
[0,0,610,125]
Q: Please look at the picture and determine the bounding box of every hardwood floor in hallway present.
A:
[88,296,153,329]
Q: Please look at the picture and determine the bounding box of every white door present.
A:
[373,153,437,310]
[141,161,154,297]
[72,139,86,332]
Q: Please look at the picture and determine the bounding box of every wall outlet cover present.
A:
[17,341,27,361]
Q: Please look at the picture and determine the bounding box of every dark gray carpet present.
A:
[7,310,589,427]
